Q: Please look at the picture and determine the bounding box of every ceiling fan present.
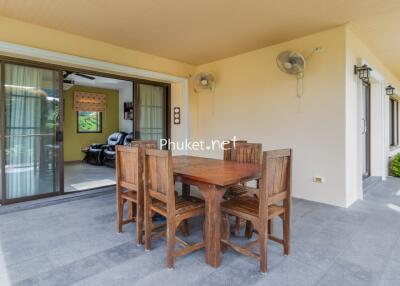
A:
[63,71,96,81]
[63,71,96,90]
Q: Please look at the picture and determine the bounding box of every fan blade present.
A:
[63,71,73,79]
[75,73,96,80]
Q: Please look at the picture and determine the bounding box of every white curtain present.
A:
[136,84,165,145]
[4,64,60,199]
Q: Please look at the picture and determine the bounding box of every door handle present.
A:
[361,118,367,134]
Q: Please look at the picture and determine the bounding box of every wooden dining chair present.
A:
[116,146,144,246]
[224,142,262,235]
[116,141,157,242]
[144,149,205,269]
[221,149,292,273]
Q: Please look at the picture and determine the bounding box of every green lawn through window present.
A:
[78,111,101,132]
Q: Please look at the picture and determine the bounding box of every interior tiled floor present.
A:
[1,177,400,285]
[64,163,116,193]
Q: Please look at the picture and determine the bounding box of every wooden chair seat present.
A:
[152,196,205,217]
[144,149,205,268]
[222,196,284,220]
[116,141,157,246]
[221,149,292,273]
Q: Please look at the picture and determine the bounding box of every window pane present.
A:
[4,63,61,200]
[78,111,101,132]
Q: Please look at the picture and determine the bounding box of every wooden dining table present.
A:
[172,155,261,268]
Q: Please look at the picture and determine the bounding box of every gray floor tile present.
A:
[378,259,400,286]
[2,176,400,286]
[317,257,378,286]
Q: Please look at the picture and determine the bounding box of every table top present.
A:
[172,155,261,187]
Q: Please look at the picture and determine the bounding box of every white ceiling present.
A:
[66,73,131,90]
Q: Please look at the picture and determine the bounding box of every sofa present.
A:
[102,133,133,168]
[85,132,127,166]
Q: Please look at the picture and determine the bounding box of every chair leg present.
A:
[144,199,152,251]
[283,210,290,255]
[127,202,136,221]
[182,183,190,197]
[222,213,230,252]
[244,220,253,239]
[268,219,273,235]
[259,221,268,273]
[234,217,242,236]
[166,219,176,269]
[180,219,190,237]
[117,195,124,233]
[136,202,143,246]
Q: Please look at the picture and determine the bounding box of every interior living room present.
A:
[62,72,131,193]
[62,71,170,193]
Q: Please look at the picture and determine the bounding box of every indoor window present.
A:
[77,111,102,133]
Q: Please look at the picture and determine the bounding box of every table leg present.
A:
[198,185,226,267]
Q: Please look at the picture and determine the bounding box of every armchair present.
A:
[86,132,127,166]
[103,132,131,167]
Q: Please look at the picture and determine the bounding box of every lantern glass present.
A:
[386,86,395,96]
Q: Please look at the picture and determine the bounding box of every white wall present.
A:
[345,26,400,202]
[191,27,348,207]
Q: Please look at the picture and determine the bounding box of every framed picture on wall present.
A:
[124,102,133,120]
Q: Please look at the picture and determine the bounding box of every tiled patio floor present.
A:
[1,178,400,286]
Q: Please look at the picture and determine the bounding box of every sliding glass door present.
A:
[1,62,63,203]
[134,83,169,147]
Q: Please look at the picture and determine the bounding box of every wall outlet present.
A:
[313,176,325,183]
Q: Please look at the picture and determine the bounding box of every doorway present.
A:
[0,58,171,204]
[361,81,371,179]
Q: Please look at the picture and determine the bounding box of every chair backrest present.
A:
[258,149,292,218]
[131,140,158,149]
[223,140,248,161]
[115,146,142,192]
[145,149,175,208]
[230,142,262,164]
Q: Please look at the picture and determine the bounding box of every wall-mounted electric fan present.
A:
[193,72,216,93]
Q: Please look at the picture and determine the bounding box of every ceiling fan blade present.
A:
[63,71,73,79]
[75,73,96,80]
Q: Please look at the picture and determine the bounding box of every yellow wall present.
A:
[193,26,348,207]
[63,85,119,161]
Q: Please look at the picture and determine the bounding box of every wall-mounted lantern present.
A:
[386,85,395,96]
[354,64,372,83]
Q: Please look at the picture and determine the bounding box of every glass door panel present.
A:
[3,63,62,201]
[134,83,168,147]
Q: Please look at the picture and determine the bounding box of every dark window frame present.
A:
[76,111,103,134]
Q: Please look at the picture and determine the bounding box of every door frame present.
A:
[0,55,172,204]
